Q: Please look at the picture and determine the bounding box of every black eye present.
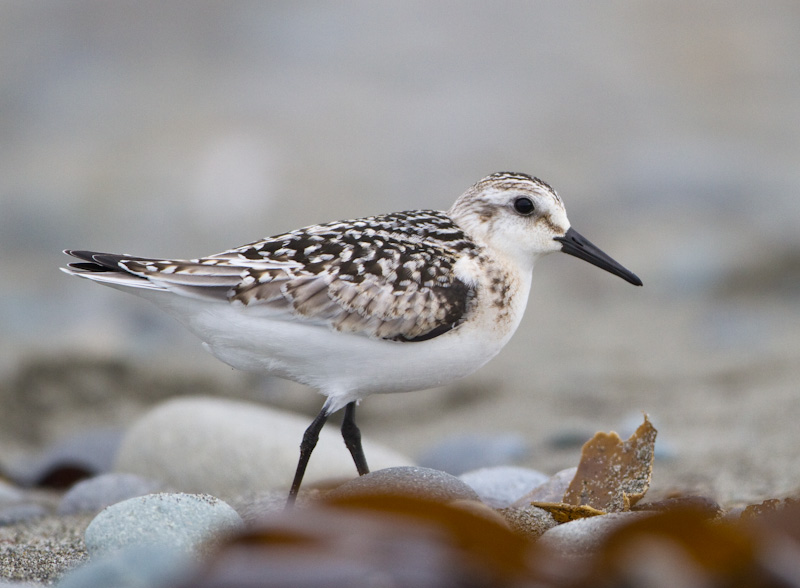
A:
[513,197,535,215]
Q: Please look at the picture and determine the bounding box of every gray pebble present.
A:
[84,493,243,558]
[56,544,195,588]
[511,466,577,507]
[0,480,58,525]
[114,397,412,498]
[227,490,291,526]
[8,428,124,488]
[538,511,653,556]
[417,433,528,475]
[459,466,549,508]
[0,479,25,503]
[546,428,596,450]
[326,466,480,503]
[499,505,558,539]
[58,473,167,515]
[0,502,49,526]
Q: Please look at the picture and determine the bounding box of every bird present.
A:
[62,171,642,504]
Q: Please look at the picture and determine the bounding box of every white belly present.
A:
[140,276,530,413]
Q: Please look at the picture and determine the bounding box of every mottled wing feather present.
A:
[224,210,480,340]
[65,210,480,341]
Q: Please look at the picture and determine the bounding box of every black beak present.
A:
[554,227,643,286]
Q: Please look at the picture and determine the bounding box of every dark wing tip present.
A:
[64,250,105,261]
[63,250,130,272]
[66,262,109,273]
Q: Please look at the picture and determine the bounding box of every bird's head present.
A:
[449,172,642,286]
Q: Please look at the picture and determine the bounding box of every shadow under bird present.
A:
[62,172,642,504]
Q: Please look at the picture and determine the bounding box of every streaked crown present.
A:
[448,172,570,266]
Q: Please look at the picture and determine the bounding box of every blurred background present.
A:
[2,1,799,503]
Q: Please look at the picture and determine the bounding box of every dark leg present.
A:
[341,401,370,476]
[286,407,330,506]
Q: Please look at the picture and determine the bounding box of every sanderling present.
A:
[62,172,642,503]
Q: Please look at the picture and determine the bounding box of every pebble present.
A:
[633,495,723,518]
[545,428,596,450]
[538,511,653,557]
[0,479,25,502]
[7,428,124,489]
[177,495,533,587]
[0,480,59,526]
[511,466,577,507]
[416,433,528,475]
[448,499,512,528]
[499,504,558,539]
[0,503,50,526]
[114,396,413,498]
[326,466,480,503]
[83,493,243,558]
[459,466,549,508]
[228,490,292,525]
[58,473,167,515]
[56,544,195,588]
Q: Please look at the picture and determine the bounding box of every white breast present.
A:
[141,258,533,413]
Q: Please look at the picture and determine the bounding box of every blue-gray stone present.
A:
[0,480,24,502]
[511,466,578,507]
[56,544,195,588]
[58,473,166,515]
[84,493,243,558]
[8,428,124,487]
[0,502,50,526]
[114,397,412,497]
[459,466,549,508]
[326,466,479,502]
[416,433,528,475]
[538,511,653,556]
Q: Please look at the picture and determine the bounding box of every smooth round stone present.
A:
[84,493,243,558]
[417,433,529,475]
[634,495,722,518]
[538,511,653,556]
[500,505,558,539]
[449,499,512,528]
[511,467,577,507]
[0,479,25,503]
[0,502,50,525]
[326,466,479,502]
[56,544,195,588]
[459,466,549,508]
[114,396,413,498]
[58,473,167,515]
[8,428,124,489]
[179,502,491,588]
[0,480,57,524]
[228,490,292,525]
